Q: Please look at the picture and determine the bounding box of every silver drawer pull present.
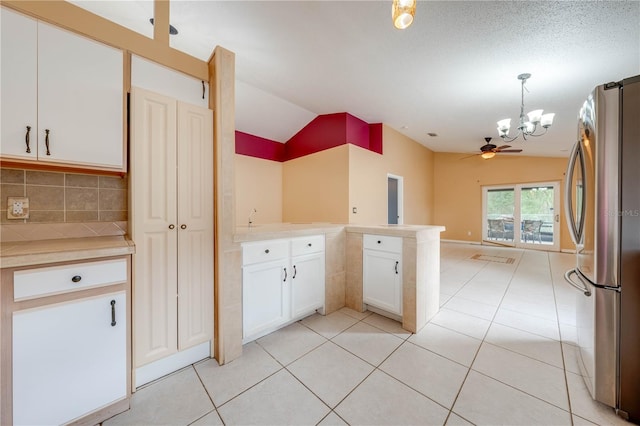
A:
[71,275,82,283]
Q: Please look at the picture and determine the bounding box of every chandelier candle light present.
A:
[497,73,555,142]
[392,0,416,29]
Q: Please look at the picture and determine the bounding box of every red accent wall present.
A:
[236,113,383,162]
[235,131,285,162]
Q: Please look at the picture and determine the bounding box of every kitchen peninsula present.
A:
[234,223,445,341]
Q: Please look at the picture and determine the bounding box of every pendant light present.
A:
[392,0,416,30]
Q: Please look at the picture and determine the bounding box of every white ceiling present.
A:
[70,0,640,157]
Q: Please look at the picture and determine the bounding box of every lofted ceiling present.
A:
[69,1,640,157]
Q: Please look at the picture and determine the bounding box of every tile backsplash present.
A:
[0,167,127,224]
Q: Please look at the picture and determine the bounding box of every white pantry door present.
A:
[131,88,179,367]
[176,101,214,350]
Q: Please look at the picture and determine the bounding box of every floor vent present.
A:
[470,254,515,264]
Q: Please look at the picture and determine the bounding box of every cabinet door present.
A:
[363,250,402,315]
[291,253,325,319]
[177,102,214,350]
[37,21,123,169]
[243,259,290,341]
[13,292,127,425]
[132,55,209,108]
[131,88,178,367]
[0,8,38,160]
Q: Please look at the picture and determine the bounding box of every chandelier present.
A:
[392,0,416,30]
[496,73,555,142]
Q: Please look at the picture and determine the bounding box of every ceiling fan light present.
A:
[541,113,555,128]
[481,151,496,159]
[527,109,544,124]
[497,118,511,132]
[392,0,416,29]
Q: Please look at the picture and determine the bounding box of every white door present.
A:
[176,101,214,350]
[363,250,402,315]
[291,253,325,318]
[131,88,179,367]
[0,8,38,160]
[482,182,561,251]
[13,292,126,426]
[37,20,123,168]
[387,174,404,225]
[243,259,290,340]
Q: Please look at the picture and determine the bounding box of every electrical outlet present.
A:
[7,197,29,219]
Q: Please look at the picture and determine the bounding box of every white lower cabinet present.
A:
[242,258,290,339]
[13,292,127,426]
[242,235,325,343]
[363,234,402,316]
[291,252,325,318]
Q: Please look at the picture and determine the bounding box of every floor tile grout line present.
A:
[444,246,525,417]
[189,364,226,426]
[546,251,575,425]
[471,369,574,415]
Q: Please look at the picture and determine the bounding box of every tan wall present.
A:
[234,154,283,226]
[282,145,350,223]
[349,125,434,225]
[433,152,572,251]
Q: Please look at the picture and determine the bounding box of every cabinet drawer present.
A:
[242,239,290,266]
[363,234,402,253]
[14,258,128,301]
[291,235,325,257]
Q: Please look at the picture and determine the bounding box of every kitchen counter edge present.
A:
[234,223,445,243]
[0,236,136,268]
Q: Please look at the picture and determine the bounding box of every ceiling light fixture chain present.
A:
[496,73,555,142]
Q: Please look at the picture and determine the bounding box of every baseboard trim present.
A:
[441,239,482,245]
[134,341,211,388]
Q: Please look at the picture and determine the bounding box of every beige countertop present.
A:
[0,236,135,268]
[234,223,445,243]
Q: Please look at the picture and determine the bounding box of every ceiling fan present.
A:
[474,137,522,159]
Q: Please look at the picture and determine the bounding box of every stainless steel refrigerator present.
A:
[564,74,640,422]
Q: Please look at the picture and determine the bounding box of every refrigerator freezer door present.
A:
[575,272,618,408]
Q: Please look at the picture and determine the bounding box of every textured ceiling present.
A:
[70,0,640,157]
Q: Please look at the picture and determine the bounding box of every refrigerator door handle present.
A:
[564,268,592,297]
[564,141,583,244]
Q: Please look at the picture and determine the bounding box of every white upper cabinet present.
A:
[0,7,124,170]
[1,7,38,160]
[131,55,209,108]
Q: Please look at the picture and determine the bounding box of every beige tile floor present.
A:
[105,243,634,426]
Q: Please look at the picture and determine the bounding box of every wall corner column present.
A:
[209,46,242,365]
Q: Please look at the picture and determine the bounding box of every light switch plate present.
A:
[7,197,29,219]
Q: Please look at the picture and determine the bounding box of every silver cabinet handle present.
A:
[71,275,82,283]
[169,224,175,230]
[564,268,591,296]
[293,265,297,279]
[395,261,399,274]
[180,224,187,230]
[283,267,287,282]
